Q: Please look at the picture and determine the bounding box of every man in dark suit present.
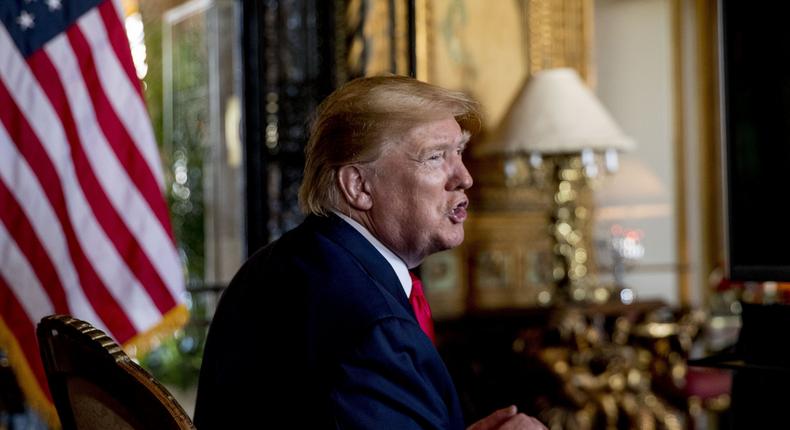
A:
[193,76,545,429]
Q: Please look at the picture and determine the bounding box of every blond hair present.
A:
[299,75,481,216]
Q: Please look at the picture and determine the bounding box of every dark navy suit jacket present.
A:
[193,214,465,429]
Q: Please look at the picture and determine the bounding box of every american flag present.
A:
[0,0,187,422]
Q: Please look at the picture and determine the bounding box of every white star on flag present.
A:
[46,0,61,11]
[16,10,34,30]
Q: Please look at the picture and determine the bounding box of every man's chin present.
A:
[438,230,465,251]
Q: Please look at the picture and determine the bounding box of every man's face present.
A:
[366,116,473,268]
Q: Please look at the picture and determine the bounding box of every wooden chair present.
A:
[36,315,196,430]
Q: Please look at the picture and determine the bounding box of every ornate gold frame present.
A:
[344,0,411,78]
[415,0,593,84]
[671,0,722,306]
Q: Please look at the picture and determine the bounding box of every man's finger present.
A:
[489,405,518,420]
[499,413,548,430]
[467,405,518,430]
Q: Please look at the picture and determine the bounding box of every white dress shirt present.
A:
[333,211,412,298]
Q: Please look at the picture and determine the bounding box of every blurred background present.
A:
[3,0,790,429]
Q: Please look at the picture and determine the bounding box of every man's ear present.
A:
[337,165,373,210]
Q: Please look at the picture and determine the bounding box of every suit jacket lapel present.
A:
[306,214,413,314]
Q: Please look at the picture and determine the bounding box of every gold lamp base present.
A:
[545,154,616,304]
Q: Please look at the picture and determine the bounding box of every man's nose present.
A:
[449,158,473,190]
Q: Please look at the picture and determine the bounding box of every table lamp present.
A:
[478,67,634,303]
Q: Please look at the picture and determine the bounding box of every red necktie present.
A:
[409,272,435,344]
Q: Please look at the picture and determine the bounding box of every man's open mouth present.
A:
[449,200,468,223]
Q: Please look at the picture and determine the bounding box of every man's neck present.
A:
[332,210,412,297]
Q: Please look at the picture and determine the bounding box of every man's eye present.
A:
[427,153,443,161]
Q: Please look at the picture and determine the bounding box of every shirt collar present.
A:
[332,210,412,297]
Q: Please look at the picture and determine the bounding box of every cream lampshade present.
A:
[479,67,634,156]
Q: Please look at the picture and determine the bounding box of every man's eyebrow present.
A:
[456,130,471,150]
[414,131,472,159]
[427,131,471,150]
